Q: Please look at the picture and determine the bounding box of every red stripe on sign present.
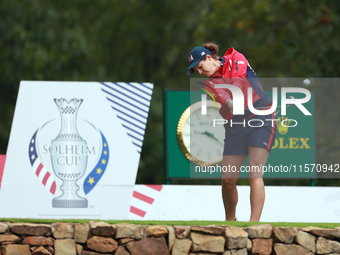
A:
[50,181,56,195]
[0,155,6,191]
[42,172,50,186]
[145,185,163,192]
[36,163,43,176]
[130,206,146,217]
[133,191,155,204]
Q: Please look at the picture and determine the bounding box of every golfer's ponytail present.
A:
[203,42,220,60]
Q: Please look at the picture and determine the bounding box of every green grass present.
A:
[1,218,339,229]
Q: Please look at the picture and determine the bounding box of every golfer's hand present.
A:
[226,99,233,113]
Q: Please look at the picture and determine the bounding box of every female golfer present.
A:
[187,43,276,221]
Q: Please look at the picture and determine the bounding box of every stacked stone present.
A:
[1,221,340,254]
[273,226,340,255]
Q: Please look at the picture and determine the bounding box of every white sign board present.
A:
[0,81,153,219]
[129,185,340,223]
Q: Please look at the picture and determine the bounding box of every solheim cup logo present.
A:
[51,98,88,208]
[28,98,110,208]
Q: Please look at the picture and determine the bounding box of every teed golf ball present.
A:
[303,79,311,85]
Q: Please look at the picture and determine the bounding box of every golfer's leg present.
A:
[248,146,270,222]
[222,154,246,221]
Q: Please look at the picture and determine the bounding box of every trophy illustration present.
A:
[51,98,88,208]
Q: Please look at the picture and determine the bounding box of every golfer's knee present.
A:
[248,177,264,187]
[222,178,237,188]
[248,161,264,178]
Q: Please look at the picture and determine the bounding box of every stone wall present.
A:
[1,221,340,255]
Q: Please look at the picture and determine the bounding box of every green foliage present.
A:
[0,0,339,185]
